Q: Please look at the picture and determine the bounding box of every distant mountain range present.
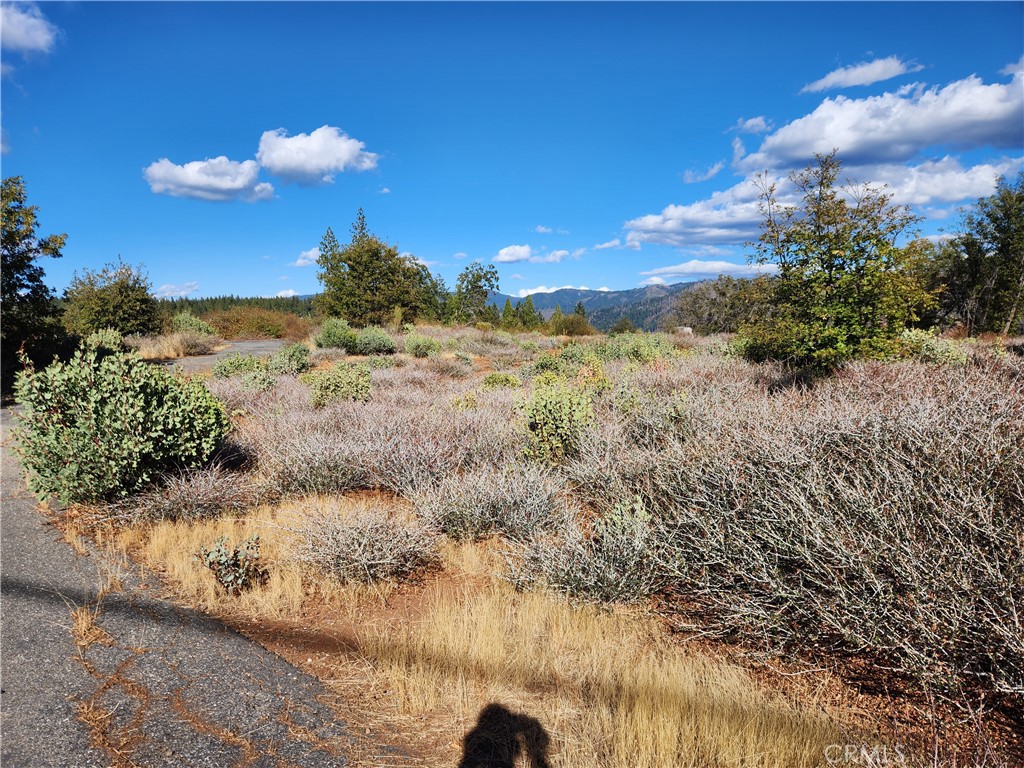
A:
[489,282,697,331]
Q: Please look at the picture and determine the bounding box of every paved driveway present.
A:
[0,405,385,767]
[163,340,289,374]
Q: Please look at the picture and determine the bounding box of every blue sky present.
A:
[2,2,1022,301]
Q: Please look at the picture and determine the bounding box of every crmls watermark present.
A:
[824,744,908,766]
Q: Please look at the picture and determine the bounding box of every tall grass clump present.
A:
[13,344,229,503]
[290,499,438,584]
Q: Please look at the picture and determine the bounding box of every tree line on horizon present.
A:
[3,158,1022,387]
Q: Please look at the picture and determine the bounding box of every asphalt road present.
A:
[0,394,384,767]
[162,340,289,374]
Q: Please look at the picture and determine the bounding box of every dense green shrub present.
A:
[241,369,277,393]
[83,327,125,355]
[62,260,160,338]
[314,317,357,350]
[899,328,968,365]
[13,345,229,503]
[482,372,521,390]
[524,377,593,464]
[211,352,267,379]
[404,332,442,358]
[304,363,372,407]
[171,311,216,336]
[596,333,676,363]
[267,342,311,375]
[349,326,396,356]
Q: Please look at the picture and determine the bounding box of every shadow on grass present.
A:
[458,703,551,768]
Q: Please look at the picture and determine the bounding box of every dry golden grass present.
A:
[115,500,848,768]
[126,332,224,361]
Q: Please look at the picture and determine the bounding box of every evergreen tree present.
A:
[518,295,542,329]
[1,176,67,390]
[315,210,437,326]
[742,152,934,368]
[501,298,517,329]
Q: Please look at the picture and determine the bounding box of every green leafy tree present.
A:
[742,152,934,368]
[315,210,438,326]
[451,260,500,323]
[62,259,159,338]
[927,174,1024,335]
[1,176,67,389]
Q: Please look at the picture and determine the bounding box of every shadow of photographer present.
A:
[457,703,551,768]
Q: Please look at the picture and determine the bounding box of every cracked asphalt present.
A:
[0,347,388,767]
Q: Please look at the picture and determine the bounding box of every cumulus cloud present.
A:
[534,225,553,233]
[683,161,725,184]
[144,156,274,202]
[494,244,534,263]
[292,247,319,267]
[276,289,299,298]
[257,125,378,184]
[863,155,1024,206]
[625,175,778,248]
[154,281,200,299]
[731,116,773,134]
[1,2,59,55]
[453,252,469,259]
[379,186,391,194]
[801,56,924,93]
[640,260,776,284]
[742,69,1024,171]
[594,239,621,250]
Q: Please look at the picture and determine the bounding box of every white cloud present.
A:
[1000,56,1024,78]
[453,251,469,259]
[276,289,299,298]
[534,225,552,233]
[292,247,319,267]
[731,137,746,167]
[1,3,59,55]
[640,260,777,284]
[379,186,391,194]
[626,176,777,248]
[801,56,924,93]
[257,125,377,184]
[494,244,533,263]
[594,239,621,250]
[864,155,1024,206]
[731,116,772,134]
[144,156,274,202]
[683,161,725,184]
[154,281,200,299]
[509,273,523,280]
[516,285,594,297]
[743,69,1024,171]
